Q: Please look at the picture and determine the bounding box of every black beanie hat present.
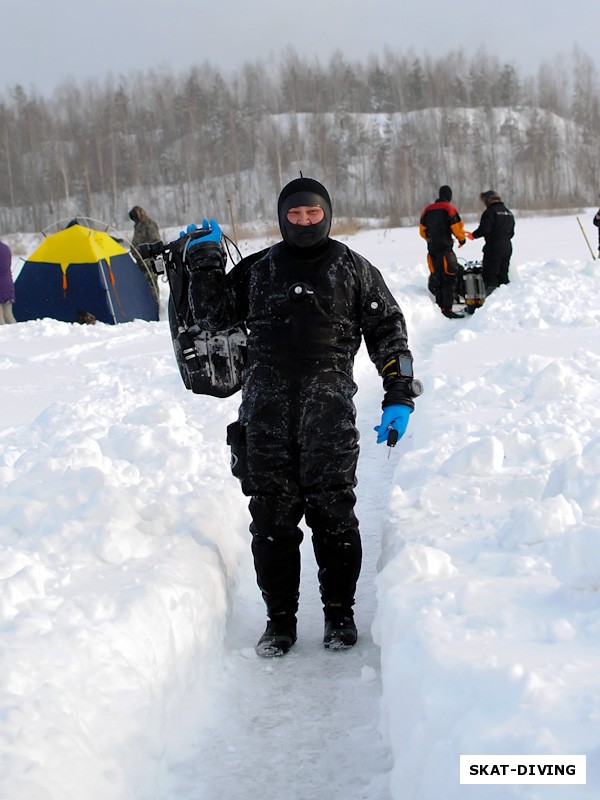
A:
[278,177,332,251]
[438,185,452,202]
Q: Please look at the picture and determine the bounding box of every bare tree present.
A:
[1,47,599,232]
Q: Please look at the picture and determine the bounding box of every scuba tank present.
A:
[167,300,246,398]
[462,261,486,314]
[139,227,246,398]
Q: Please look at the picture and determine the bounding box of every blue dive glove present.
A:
[199,218,222,243]
[374,404,411,444]
[179,218,222,247]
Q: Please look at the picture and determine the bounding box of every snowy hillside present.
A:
[1,212,599,799]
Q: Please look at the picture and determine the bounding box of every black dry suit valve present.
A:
[288,282,314,302]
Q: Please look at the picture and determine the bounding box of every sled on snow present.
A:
[457,259,486,315]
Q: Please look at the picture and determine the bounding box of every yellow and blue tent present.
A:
[14,223,159,324]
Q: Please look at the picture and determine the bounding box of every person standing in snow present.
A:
[0,237,17,324]
[593,198,600,258]
[419,185,467,318]
[182,177,421,657]
[467,190,515,294]
[129,205,161,304]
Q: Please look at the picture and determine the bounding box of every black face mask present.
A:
[277,181,332,253]
[279,213,331,251]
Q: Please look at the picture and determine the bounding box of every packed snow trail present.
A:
[165,352,397,800]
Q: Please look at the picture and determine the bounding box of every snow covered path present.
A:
[166,352,398,800]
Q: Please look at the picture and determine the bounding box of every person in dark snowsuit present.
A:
[0,238,16,324]
[419,185,467,318]
[468,190,515,294]
[593,199,600,257]
[185,177,420,657]
[129,205,161,304]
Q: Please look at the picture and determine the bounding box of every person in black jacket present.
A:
[419,185,468,319]
[183,177,420,657]
[468,190,515,294]
[593,199,600,257]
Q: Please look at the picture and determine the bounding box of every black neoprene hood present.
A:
[278,177,332,251]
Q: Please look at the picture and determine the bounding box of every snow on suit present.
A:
[187,179,415,620]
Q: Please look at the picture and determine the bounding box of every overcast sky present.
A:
[3,0,598,96]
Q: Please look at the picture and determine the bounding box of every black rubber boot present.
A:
[255,614,297,658]
[442,308,464,319]
[323,606,357,650]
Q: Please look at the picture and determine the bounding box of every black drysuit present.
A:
[472,201,515,291]
[189,238,414,619]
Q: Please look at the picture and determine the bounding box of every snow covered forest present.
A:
[1,46,599,232]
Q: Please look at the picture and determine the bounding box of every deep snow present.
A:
[1,211,599,799]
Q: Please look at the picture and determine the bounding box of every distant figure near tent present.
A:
[594,197,600,258]
[0,237,17,324]
[129,206,161,302]
[13,223,159,325]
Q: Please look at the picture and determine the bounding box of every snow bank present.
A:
[374,254,600,799]
[0,317,249,798]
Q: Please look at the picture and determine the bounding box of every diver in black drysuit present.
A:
[186,177,418,655]
[471,190,515,293]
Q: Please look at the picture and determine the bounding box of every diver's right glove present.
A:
[374,404,411,445]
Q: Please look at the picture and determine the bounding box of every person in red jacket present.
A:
[420,185,467,319]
